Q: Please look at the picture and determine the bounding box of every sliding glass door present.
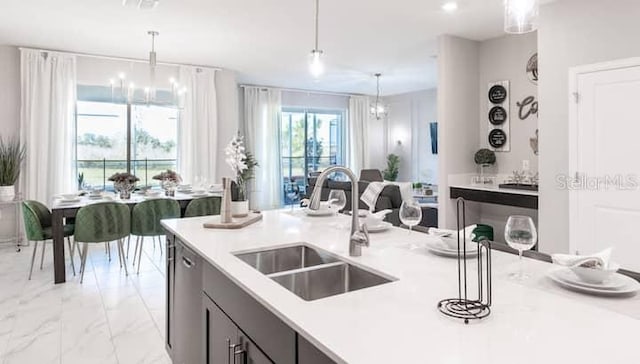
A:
[281,108,345,205]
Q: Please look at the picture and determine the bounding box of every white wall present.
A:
[0,45,21,241]
[437,35,481,229]
[538,0,640,253]
[385,89,438,184]
[479,32,538,175]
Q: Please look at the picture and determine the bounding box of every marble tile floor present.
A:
[0,237,171,364]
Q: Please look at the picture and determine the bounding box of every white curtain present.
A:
[346,96,370,173]
[177,66,218,185]
[20,49,76,203]
[242,87,282,210]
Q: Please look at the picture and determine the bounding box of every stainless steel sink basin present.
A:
[234,244,339,275]
[270,262,394,301]
[233,244,395,301]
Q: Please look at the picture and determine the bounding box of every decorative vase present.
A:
[0,185,15,202]
[231,200,249,217]
[114,181,135,200]
[162,179,177,197]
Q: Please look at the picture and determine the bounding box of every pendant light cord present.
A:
[375,73,381,109]
[314,0,320,50]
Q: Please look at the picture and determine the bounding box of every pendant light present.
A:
[504,0,539,34]
[370,73,388,120]
[147,30,159,102]
[309,0,325,78]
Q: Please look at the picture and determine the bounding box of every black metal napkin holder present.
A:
[437,198,492,324]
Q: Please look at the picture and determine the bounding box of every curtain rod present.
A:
[239,84,366,98]
[19,47,222,71]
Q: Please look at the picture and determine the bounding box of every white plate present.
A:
[424,239,478,258]
[365,221,392,233]
[554,267,627,290]
[547,268,640,297]
[303,208,335,217]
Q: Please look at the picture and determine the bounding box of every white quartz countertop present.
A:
[162,210,638,364]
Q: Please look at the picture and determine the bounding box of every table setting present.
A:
[419,224,480,258]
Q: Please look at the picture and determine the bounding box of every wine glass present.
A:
[286,183,299,211]
[399,199,422,234]
[327,190,347,213]
[504,215,538,280]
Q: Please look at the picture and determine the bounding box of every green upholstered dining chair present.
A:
[22,200,76,280]
[130,198,180,273]
[75,202,131,283]
[184,196,222,217]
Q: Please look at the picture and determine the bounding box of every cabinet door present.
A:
[165,235,176,356]
[237,332,274,364]
[204,294,239,364]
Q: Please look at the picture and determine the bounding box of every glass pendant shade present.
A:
[504,0,539,34]
[309,50,324,79]
[370,102,388,120]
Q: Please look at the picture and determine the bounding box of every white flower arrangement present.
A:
[225,134,258,201]
[225,134,248,177]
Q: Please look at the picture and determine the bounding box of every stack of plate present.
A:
[58,197,81,204]
[547,268,640,297]
[423,237,478,258]
[366,221,392,233]
[303,207,335,217]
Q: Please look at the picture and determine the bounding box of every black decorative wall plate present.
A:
[488,129,507,148]
[488,106,507,125]
[488,85,507,104]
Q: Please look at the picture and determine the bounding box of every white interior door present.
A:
[570,60,640,272]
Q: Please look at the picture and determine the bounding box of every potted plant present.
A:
[78,172,85,190]
[225,134,259,217]
[108,172,139,199]
[474,148,496,184]
[383,154,400,181]
[153,169,182,197]
[0,137,26,202]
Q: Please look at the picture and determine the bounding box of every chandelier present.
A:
[109,31,186,106]
[370,73,388,120]
[504,0,539,34]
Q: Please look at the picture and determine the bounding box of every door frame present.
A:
[568,57,640,254]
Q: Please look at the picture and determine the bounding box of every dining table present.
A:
[50,191,221,284]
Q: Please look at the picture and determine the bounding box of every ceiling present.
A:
[0,0,527,96]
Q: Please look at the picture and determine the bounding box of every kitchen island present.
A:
[162,210,639,364]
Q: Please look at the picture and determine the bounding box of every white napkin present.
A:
[370,209,392,219]
[429,225,477,240]
[551,248,613,269]
[428,225,477,250]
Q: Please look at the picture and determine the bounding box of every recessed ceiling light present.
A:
[442,1,458,13]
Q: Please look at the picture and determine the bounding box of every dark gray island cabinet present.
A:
[166,234,337,364]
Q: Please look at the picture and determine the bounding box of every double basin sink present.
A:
[234,244,395,301]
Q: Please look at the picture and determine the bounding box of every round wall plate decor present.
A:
[489,106,507,125]
[488,85,507,104]
[488,129,507,148]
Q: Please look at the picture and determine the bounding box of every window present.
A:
[281,108,345,205]
[76,99,178,189]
